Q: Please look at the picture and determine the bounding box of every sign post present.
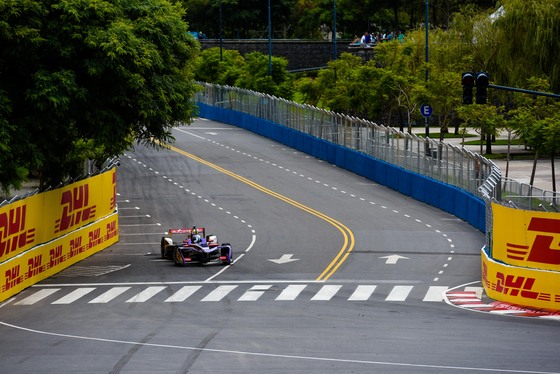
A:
[420,104,433,138]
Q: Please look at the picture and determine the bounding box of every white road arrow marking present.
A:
[268,254,300,264]
[379,255,409,264]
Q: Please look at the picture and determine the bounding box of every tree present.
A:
[509,79,560,189]
[194,48,247,86]
[234,52,294,99]
[183,0,298,39]
[193,48,294,99]
[492,0,560,91]
[0,0,200,194]
[457,104,503,155]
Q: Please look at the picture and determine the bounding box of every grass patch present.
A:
[462,139,525,146]
[482,153,535,160]
[415,132,478,139]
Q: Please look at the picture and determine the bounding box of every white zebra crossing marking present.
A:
[89,287,131,303]
[385,285,414,301]
[16,284,460,305]
[422,286,448,302]
[310,285,342,301]
[201,285,237,302]
[238,285,272,301]
[15,289,60,305]
[276,284,307,301]
[126,286,166,303]
[164,286,201,302]
[52,287,96,304]
[348,285,377,301]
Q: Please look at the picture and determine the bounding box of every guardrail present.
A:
[196,83,558,212]
[1,157,120,207]
[195,83,499,199]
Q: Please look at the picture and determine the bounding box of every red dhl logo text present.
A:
[3,265,22,291]
[106,220,118,240]
[0,205,35,258]
[110,171,117,210]
[506,217,560,265]
[88,228,102,249]
[27,254,45,278]
[68,236,84,258]
[49,245,64,268]
[482,263,556,302]
[495,273,538,299]
[55,185,97,233]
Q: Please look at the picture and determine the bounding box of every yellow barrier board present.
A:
[0,169,116,263]
[492,202,560,272]
[0,212,119,302]
[482,248,560,310]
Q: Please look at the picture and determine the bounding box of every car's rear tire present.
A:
[160,238,166,259]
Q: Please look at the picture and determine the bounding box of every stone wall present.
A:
[198,39,374,71]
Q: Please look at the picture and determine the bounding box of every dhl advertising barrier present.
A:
[0,168,118,301]
[492,202,560,272]
[0,169,116,263]
[0,213,119,301]
[487,202,560,310]
[482,249,560,310]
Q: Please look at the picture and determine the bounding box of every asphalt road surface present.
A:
[1,119,558,374]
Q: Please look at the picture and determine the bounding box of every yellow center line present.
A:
[165,144,355,281]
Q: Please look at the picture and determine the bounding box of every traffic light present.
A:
[461,72,475,105]
[475,72,490,104]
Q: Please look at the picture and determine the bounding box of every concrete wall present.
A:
[198,39,375,71]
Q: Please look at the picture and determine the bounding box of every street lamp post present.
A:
[268,0,272,76]
[219,0,223,61]
[425,0,430,138]
[333,0,337,60]
[425,0,429,82]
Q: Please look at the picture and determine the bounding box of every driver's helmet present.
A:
[192,234,201,243]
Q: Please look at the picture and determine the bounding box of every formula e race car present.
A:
[160,226,233,266]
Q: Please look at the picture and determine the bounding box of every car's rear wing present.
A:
[167,227,206,236]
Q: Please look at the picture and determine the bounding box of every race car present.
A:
[160,226,233,266]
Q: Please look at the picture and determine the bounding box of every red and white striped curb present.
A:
[445,290,560,320]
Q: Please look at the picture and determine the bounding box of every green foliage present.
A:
[182,0,496,40]
[195,48,247,86]
[194,49,294,99]
[0,0,200,192]
[493,0,560,90]
[234,52,293,98]
[457,104,504,154]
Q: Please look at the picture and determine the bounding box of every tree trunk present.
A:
[485,133,492,155]
[551,151,556,193]
[407,110,412,134]
[505,130,511,179]
[530,150,539,186]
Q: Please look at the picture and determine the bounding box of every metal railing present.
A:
[195,82,497,199]
[197,83,557,213]
[195,83,560,253]
[0,157,120,207]
[500,178,560,212]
